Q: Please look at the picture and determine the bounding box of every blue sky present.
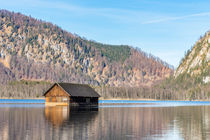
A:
[1,0,210,67]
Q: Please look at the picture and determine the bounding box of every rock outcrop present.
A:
[0,10,173,86]
[175,31,210,83]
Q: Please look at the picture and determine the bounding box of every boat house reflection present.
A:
[45,106,98,127]
[45,106,70,126]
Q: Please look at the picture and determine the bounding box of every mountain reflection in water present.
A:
[0,104,210,140]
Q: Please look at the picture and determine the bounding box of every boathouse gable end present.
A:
[45,84,70,97]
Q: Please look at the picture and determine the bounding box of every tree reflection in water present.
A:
[0,105,210,140]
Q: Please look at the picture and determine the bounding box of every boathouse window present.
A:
[62,97,68,102]
[86,98,90,103]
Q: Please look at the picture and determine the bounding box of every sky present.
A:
[1,0,210,67]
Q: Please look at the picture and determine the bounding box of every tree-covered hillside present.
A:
[175,31,210,81]
[0,9,173,87]
[147,31,210,101]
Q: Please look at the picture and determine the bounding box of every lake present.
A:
[0,100,210,140]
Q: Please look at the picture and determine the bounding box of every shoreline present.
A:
[0,98,210,102]
[0,98,45,99]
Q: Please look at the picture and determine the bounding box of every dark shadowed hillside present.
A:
[0,10,173,87]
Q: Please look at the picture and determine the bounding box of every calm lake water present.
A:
[0,100,210,140]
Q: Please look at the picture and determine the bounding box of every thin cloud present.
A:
[4,0,210,25]
[142,12,210,24]
[2,0,144,22]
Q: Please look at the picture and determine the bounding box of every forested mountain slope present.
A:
[146,31,210,101]
[175,31,210,84]
[0,10,173,87]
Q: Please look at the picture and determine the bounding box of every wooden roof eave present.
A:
[44,82,100,97]
[43,83,70,97]
[56,83,72,97]
[43,83,57,96]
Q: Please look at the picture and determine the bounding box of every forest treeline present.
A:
[97,73,210,100]
[0,78,209,100]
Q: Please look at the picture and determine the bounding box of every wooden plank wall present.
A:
[45,85,69,97]
[45,85,70,103]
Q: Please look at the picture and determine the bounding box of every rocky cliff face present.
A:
[175,31,210,83]
[0,10,173,86]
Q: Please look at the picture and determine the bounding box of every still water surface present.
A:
[0,100,210,140]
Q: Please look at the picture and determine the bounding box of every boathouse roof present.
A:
[44,83,100,97]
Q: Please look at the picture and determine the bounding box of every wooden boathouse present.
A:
[43,83,100,106]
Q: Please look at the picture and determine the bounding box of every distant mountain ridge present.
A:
[0,9,173,86]
[175,31,210,83]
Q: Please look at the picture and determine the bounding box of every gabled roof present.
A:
[44,83,100,97]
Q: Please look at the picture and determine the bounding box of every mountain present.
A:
[140,31,210,101]
[175,31,210,83]
[0,10,173,87]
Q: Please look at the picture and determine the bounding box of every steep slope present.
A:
[0,10,173,86]
[175,31,210,83]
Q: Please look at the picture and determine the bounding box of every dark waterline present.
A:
[0,100,210,140]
